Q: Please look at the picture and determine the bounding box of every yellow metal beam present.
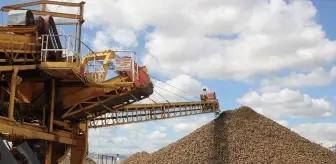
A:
[49,79,56,133]
[1,0,84,9]
[54,120,71,130]
[0,26,38,33]
[61,87,105,109]
[8,68,18,120]
[62,92,132,119]
[124,101,217,109]
[81,50,117,80]
[60,76,132,109]
[81,51,117,65]
[102,51,114,80]
[0,116,76,145]
[0,65,36,72]
[19,79,133,108]
[1,0,85,20]
[70,135,87,163]
[41,0,46,12]
[47,79,56,162]
[87,82,134,88]
[39,62,80,72]
[1,7,82,20]
[88,100,220,128]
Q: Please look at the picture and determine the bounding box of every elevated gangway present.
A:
[89,93,220,128]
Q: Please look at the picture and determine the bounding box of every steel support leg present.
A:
[0,87,4,105]
[49,79,55,133]
[70,121,88,164]
[46,79,55,163]
[8,68,18,120]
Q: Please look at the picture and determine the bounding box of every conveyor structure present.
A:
[89,98,219,128]
[0,1,220,164]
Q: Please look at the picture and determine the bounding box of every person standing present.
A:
[116,154,120,164]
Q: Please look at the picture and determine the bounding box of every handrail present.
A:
[40,34,140,84]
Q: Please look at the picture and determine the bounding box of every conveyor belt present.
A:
[89,100,220,128]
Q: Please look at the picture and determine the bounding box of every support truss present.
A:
[88,101,220,128]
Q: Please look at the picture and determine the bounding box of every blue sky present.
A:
[2,0,336,154]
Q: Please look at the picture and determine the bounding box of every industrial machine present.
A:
[0,1,220,163]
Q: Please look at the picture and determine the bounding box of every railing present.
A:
[40,34,140,84]
[89,101,219,128]
[56,28,65,36]
[114,51,139,82]
[40,34,79,63]
[87,153,119,164]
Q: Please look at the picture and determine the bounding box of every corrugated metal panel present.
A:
[8,10,35,26]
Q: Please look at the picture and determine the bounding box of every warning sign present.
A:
[115,58,132,71]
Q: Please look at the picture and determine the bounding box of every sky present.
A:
[1,0,336,155]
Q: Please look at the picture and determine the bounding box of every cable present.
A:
[154,84,194,102]
[136,72,200,103]
[134,72,172,104]
[148,97,157,104]
[154,90,170,104]
[149,74,200,100]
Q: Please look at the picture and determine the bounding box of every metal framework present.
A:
[89,101,219,128]
[1,0,85,53]
[0,27,40,64]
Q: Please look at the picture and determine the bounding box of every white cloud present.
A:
[172,121,206,133]
[91,31,110,51]
[112,29,138,47]
[90,30,138,51]
[48,0,336,80]
[173,123,191,132]
[147,130,167,139]
[139,74,208,103]
[158,126,167,131]
[141,0,336,80]
[291,123,336,148]
[169,115,213,133]
[237,88,334,120]
[88,123,171,154]
[260,67,336,92]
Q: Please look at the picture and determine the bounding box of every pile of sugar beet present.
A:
[121,106,336,164]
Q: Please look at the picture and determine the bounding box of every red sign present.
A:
[115,58,132,71]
